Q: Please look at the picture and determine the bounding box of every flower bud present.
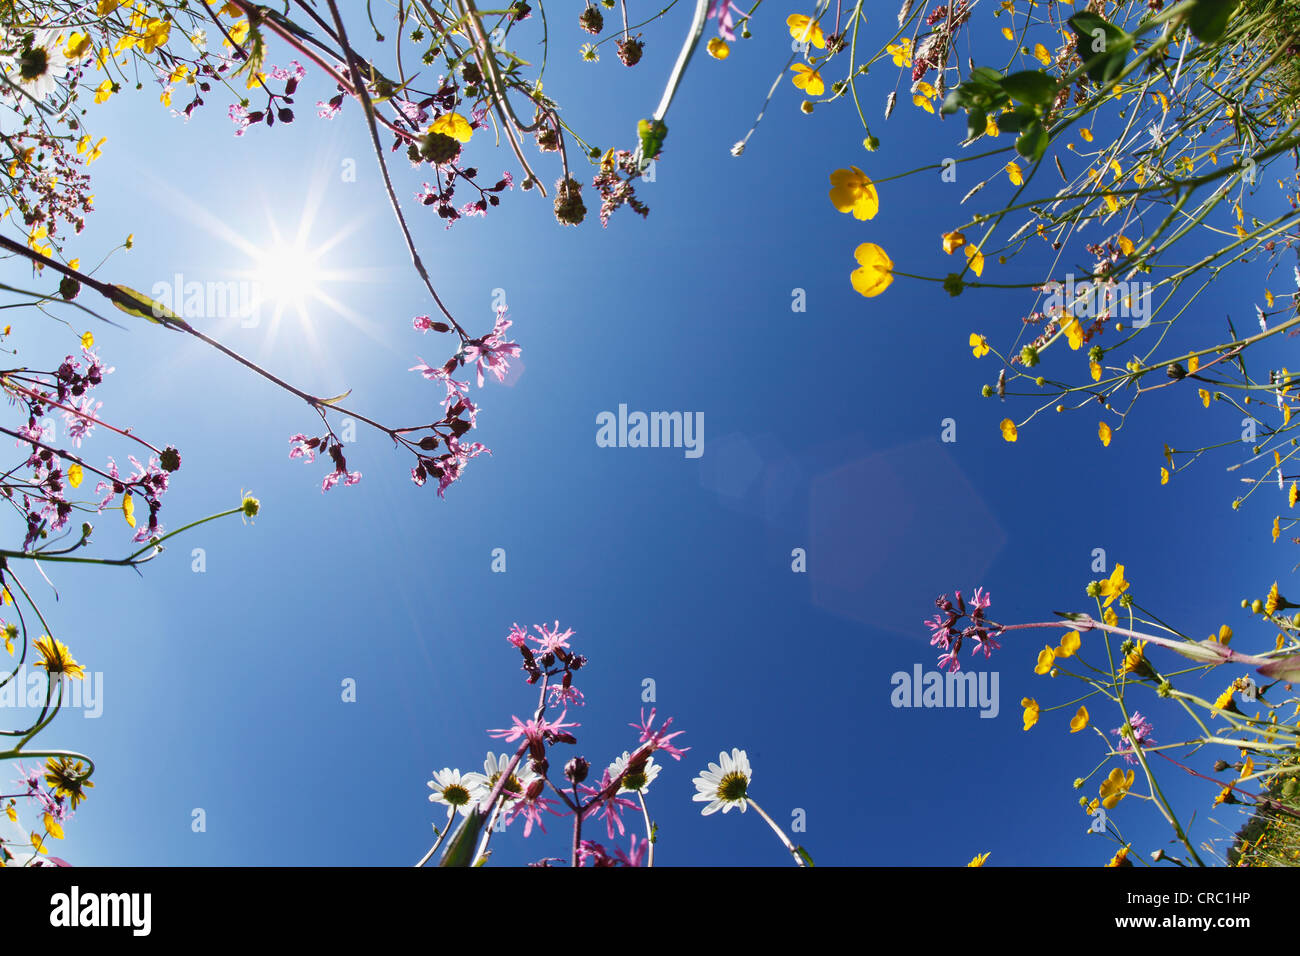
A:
[564,757,590,784]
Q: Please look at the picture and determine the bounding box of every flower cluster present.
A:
[924,587,1000,673]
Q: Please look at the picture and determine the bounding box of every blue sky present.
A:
[1,5,1285,866]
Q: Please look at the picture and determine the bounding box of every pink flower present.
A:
[530,620,574,655]
[489,711,580,746]
[507,623,528,648]
[629,708,688,760]
[581,770,639,839]
[461,310,521,388]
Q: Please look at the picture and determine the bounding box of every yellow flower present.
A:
[1070,706,1089,733]
[1080,128,1094,142]
[97,0,123,13]
[1215,625,1232,646]
[828,167,878,220]
[1006,161,1023,185]
[1002,27,1013,40]
[850,243,893,297]
[965,244,984,277]
[1120,641,1147,677]
[706,37,729,59]
[226,19,250,46]
[1212,684,1237,715]
[122,491,135,528]
[1060,315,1083,350]
[967,851,990,867]
[44,813,64,840]
[1098,564,1128,607]
[942,231,965,254]
[1265,581,1280,615]
[1116,235,1134,256]
[1000,419,1019,442]
[969,333,990,358]
[887,39,912,67]
[66,33,92,60]
[1099,767,1135,809]
[912,93,935,114]
[3,622,16,656]
[1033,43,1051,65]
[93,80,113,103]
[1198,388,1211,408]
[1160,467,1169,485]
[1090,360,1102,382]
[1098,421,1112,447]
[786,14,826,49]
[430,112,473,143]
[1102,606,1117,627]
[1273,516,1281,543]
[1022,697,1040,730]
[32,636,85,681]
[1290,482,1297,508]
[785,63,826,97]
[1033,646,1055,675]
[67,463,83,489]
[1188,356,1200,374]
[1056,631,1081,658]
[1106,846,1132,867]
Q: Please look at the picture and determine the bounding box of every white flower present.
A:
[189,29,207,51]
[479,751,537,807]
[427,767,485,816]
[5,29,68,103]
[692,748,752,815]
[607,751,661,794]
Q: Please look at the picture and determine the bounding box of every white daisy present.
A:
[607,750,661,794]
[479,751,537,807]
[427,767,485,816]
[5,29,68,103]
[692,748,752,815]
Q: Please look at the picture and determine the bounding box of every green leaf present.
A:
[438,805,484,866]
[1068,12,1133,85]
[796,845,815,867]
[109,285,190,329]
[316,389,352,406]
[1186,0,1241,43]
[1001,69,1057,107]
[965,107,987,141]
[1016,123,1048,162]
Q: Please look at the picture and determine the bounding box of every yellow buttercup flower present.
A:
[1098,421,1112,447]
[1098,564,1129,607]
[1022,698,1039,731]
[32,636,85,681]
[828,167,878,220]
[969,333,990,358]
[942,231,965,254]
[850,243,892,297]
[93,80,113,103]
[1006,161,1023,185]
[786,14,826,49]
[1106,846,1131,867]
[1033,43,1051,65]
[1061,315,1083,349]
[965,245,984,277]
[707,38,729,59]
[1102,606,1117,627]
[1212,684,1237,715]
[1099,767,1135,809]
[1090,360,1102,382]
[1000,419,1018,442]
[430,112,473,143]
[1198,388,1212,408]
[790,63,825,95]
[1265,581,1280,615]
[1273,516,1281,543]
[887,39,912,67]
[1069,706,1089,733]
[1033,646,1055,675]
[968,851,990,867]
[1080,128,1094,142]
[1160,467,1169,485]
[1290,482,1297,508]
[1056,631,1081,658]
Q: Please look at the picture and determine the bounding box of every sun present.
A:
[254,239,323,313]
